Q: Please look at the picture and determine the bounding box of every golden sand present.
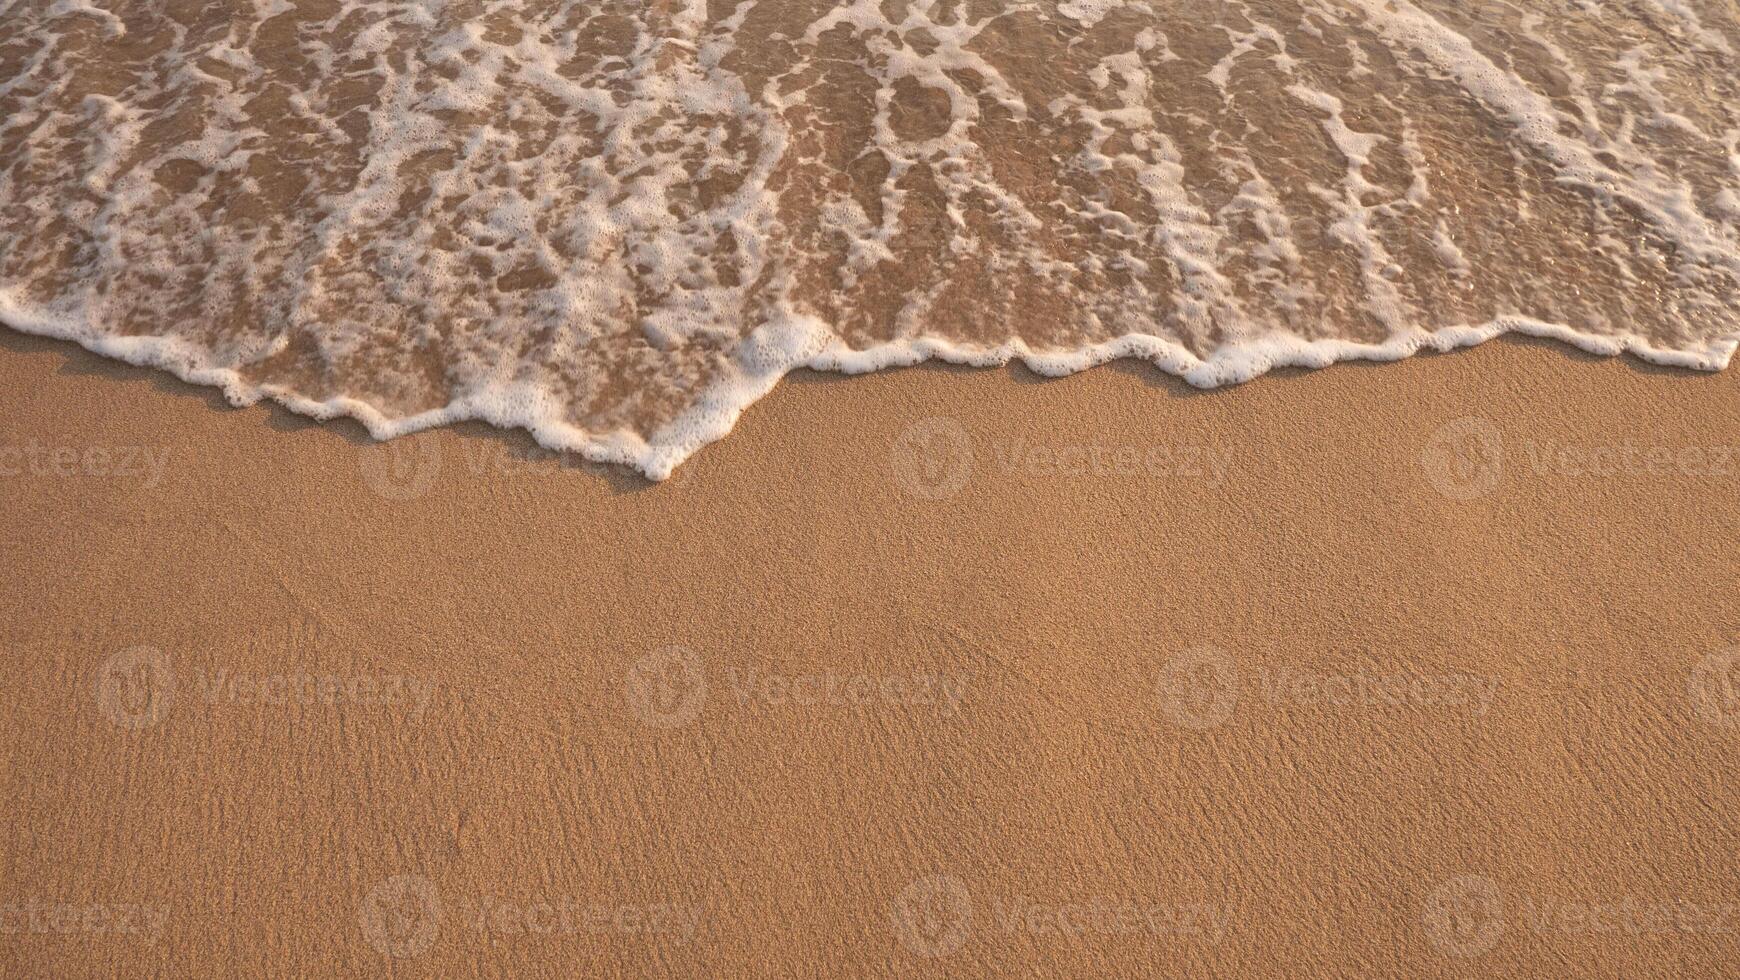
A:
[2,328,1737,975]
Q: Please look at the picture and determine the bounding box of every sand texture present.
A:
[2,330,1739,976]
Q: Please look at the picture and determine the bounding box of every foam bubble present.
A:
[1,0,1737,478]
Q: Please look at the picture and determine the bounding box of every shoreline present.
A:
[5,301,1734,482]
[3,324,1738,976]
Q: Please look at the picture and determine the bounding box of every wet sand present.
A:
[8,0,1738,476]
[2,328,1738,976]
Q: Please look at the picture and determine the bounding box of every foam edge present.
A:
[2,290,1733,483]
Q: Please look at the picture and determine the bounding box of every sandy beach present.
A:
[3,327,1737,976]
[5,1,1740,974]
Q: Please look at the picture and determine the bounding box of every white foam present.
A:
[9,283,1733,481]
[1343,0,1740,280]
[1,0,1737,480]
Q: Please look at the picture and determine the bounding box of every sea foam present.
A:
[1,0,1737,479]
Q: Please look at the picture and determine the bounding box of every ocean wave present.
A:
[2,0,1736,478]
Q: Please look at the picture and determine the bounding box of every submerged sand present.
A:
[2,329,1737,975]
[5,1,1738,475]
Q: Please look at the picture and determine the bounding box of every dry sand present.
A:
[2,328,1738,976]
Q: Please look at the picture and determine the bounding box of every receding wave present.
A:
[2,0,1737,478]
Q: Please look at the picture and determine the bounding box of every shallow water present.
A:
[2,0,1737,477]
